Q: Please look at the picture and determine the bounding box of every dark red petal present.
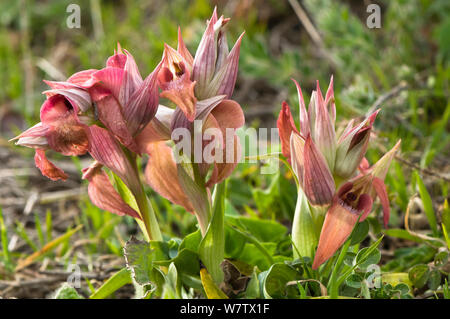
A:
[277,101,299,163]
[40,95,89,156]
[303,136,335,206]
[372,177,390,227]
[357,193,374,222]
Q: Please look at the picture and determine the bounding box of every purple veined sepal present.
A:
[334,110,380,179]
[290,133,335,206]
[86,125,141,196]
[191,8,243,100]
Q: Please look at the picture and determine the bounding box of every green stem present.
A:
[125,149,162,242]
[134,186,162,242]
[292,189,318,259]
[192,163,211,237]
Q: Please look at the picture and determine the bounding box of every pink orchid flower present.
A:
[11,46,163,223]
[88,44,162,153]
[277,77,379,206]
[158,8,244,122]
[312,140,401,269]
[136,95,244,234]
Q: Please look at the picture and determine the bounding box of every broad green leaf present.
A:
[350,220,370,245]
[123,237,165,295]
[224,225,247,258]
[161,262,181,299]
[263,263,301,299]
[413,171,438,236]
[179,229,202,252]
[408,264,430,289]
[199,182,226,284]
[345,273,363,289]
[226,216,287,243]
[381,273,411,288]
[356,247,381,270]
[427,269,441,291]
[170,248,200,276]
[385,228,424,243]
[90,268,132,299]
[244,267,261,299]
[54,284,84,299]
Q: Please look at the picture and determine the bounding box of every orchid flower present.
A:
[133,9,244,236]
[278,77,380,206]
[136,95,244,235]
[88,44,162,153]
[11,46,164,241]
[312,140,401,269]
[158,8,244,122]
[278,77,400,268]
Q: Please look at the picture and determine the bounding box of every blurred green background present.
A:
[0,0,449,298]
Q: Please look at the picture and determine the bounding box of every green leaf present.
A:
[427,269,441,291]
[408,264,430,289]
[224,225,246,258]
[123,237,165,295]
[350,220,370,245]
[263,263,301,299]
[53,284,84,299]
[90,268,132,299]
[170,248,200,277]
[199,182,226,284]
[161,262,181,299]
[179,229,202,252]
[226,216,287,243]
[413,171,438,236]
[345,273,363,289]
[442,200,450,232]
[245,267,261,299]
[385,228,424,243]
[356,247,381,270]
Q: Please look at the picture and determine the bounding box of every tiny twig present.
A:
[366,81,408,116]
[405,195,447,248]
[287,0,337,68]
[395,155,450,183]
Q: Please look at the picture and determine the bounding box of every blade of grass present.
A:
[413,171,438,236]
[15,221,38,251]
[16,224,83,271]
[0,206,11,266]
[34,213,45,247]
[90,268,132,299]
